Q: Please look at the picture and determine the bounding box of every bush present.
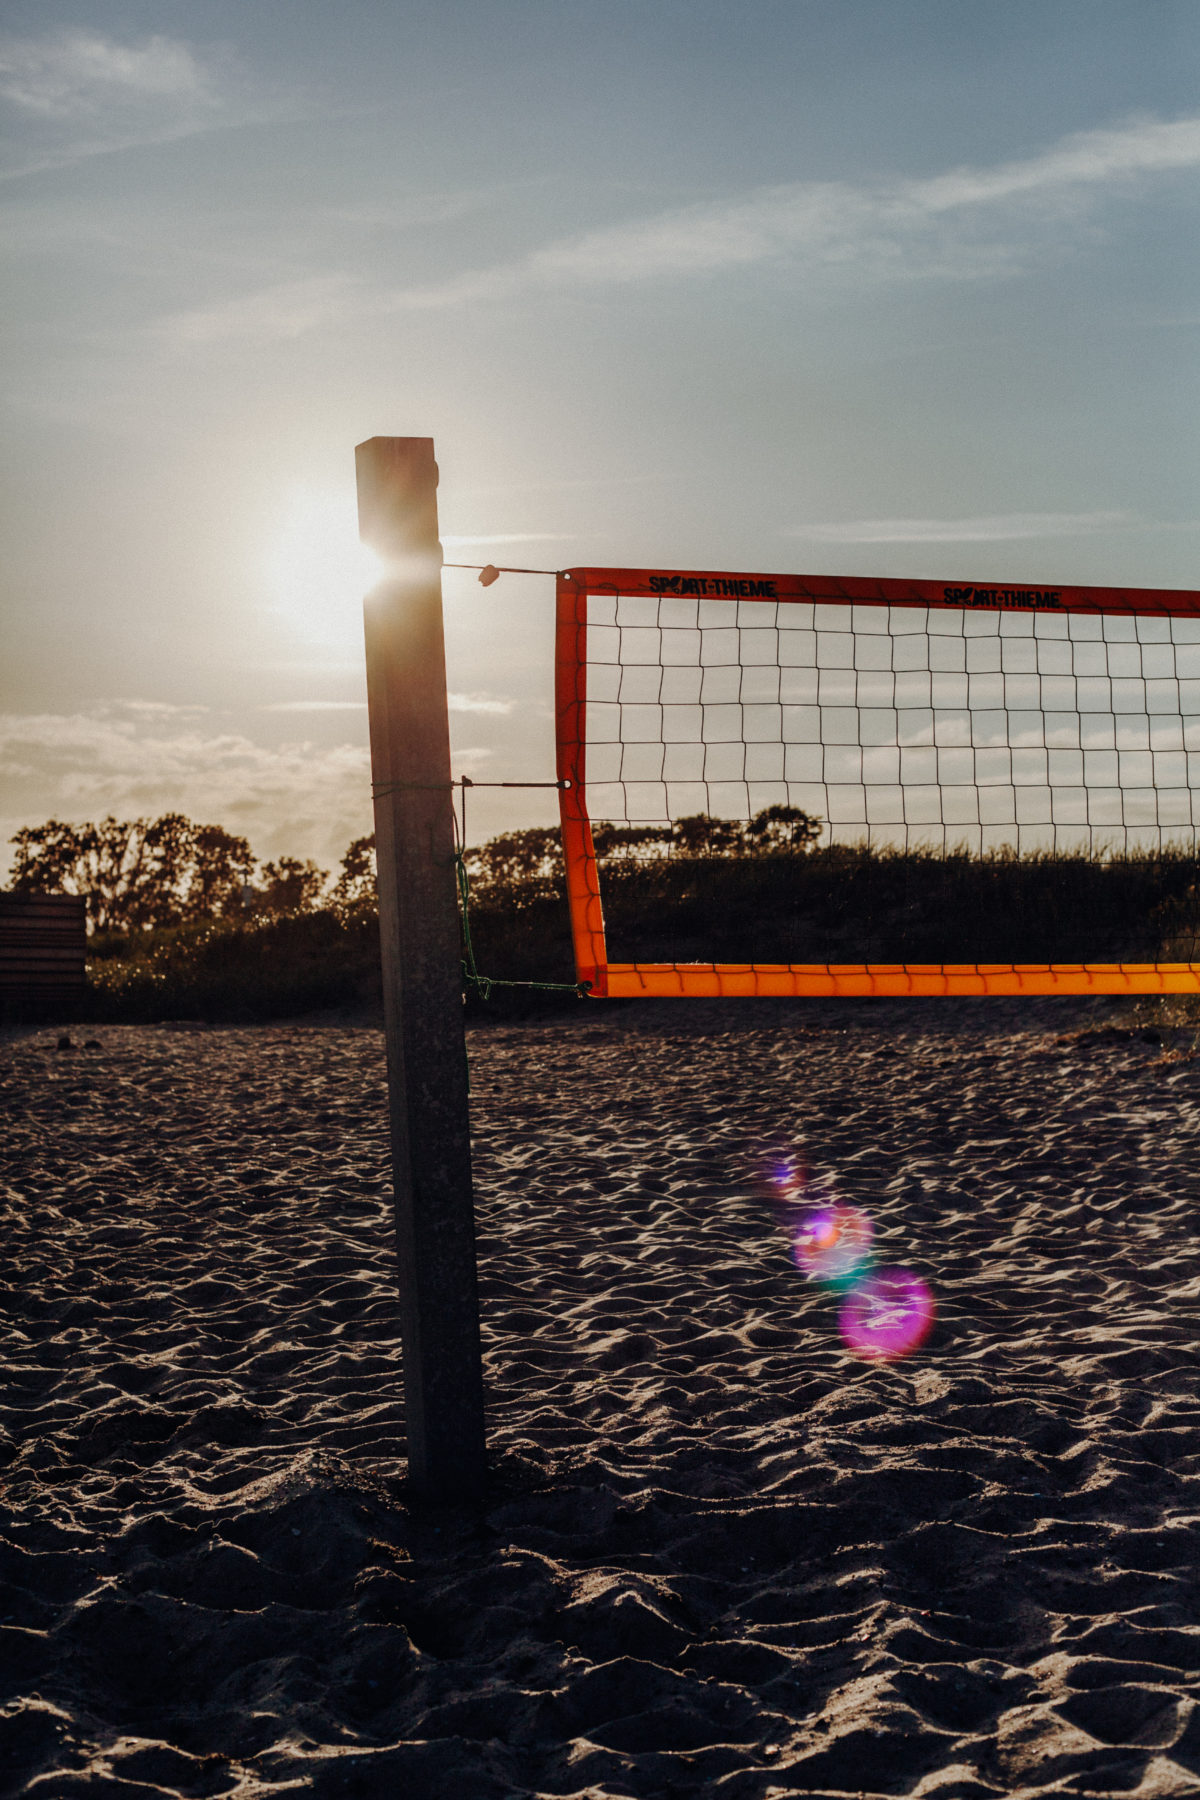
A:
[600,842,1200,965]
[55,817,1200,1022]
[84,910,382,1023]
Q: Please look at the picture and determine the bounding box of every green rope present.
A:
[454,847,591,1000]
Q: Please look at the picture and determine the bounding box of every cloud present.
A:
[166,275,362,346]
[0,704,505,881]
[0,28,294,179]
[0,706,373,877]
[154,110,1200,345]
[112,698,211,716]
[510,114,1200,291]
[441,533,572,547]
[0,30,216,117]
[787,511,1143,544]
[260,701,367,713]
[448,693,515,715]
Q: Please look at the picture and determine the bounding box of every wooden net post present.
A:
[356,435,487,1504]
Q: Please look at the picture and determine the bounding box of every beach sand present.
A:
[2,1001,1199,1798]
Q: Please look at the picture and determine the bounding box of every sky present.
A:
[2,0,1198,878]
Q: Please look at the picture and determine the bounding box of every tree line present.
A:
[460,805,821,886]
[7,815,375,934]
[7,803,821,934]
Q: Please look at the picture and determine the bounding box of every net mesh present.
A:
[555,567,1200,996]
[583,593,1200,854]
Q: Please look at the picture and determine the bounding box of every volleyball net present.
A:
[554,566,1200,997]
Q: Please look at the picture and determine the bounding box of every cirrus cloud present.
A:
[152,111,1200,347]
[0,30,218,117]
[0,28,297,179]
[786,511,1145,545]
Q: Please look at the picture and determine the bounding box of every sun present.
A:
[264,486,384,654]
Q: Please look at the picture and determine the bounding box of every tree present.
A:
[671,813,744,857]
[249,856,328,916]
[665,809,821,857]
[330,834,377,912]
[186,823,259,918]
[9,813,257,933]
[591,822,674,860]
[465,827,563,888]
[744,804,822,853]
[9,819,94,906]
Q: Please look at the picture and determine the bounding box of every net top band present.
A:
[561,567,1200,619]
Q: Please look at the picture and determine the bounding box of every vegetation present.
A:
[8,806,1200,1021]
[9,815,381,1022]
[8,814,372,932]
[601,842,1200,966]
[84,909,383,1023]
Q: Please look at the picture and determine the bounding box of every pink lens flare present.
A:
[768,1160,820,1203]
[792,1203,874,1281]
[838,1269,936,1361]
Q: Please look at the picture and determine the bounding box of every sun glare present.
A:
[265,488,384,653]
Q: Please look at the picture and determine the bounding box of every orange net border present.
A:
[555,567,1200,999]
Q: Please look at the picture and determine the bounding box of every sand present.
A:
[2,1001,1199,1798]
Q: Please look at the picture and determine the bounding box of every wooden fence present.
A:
[0,893,87,1020]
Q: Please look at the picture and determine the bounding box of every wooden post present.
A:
[356,435,487,1505]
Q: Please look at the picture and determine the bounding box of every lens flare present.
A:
[838,1269,936,1361]
[762,1152,937,1361]
[793,1203,874,1282]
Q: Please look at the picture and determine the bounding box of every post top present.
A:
[356,434,435,455]
[356,437,440,558]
